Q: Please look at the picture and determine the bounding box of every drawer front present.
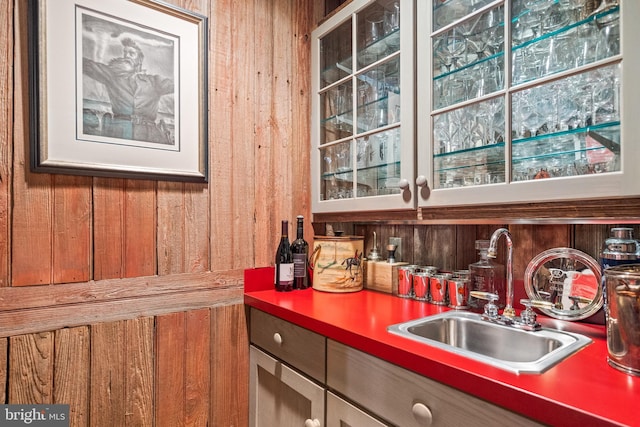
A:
[250,308,325,382]
[327,340,543,427]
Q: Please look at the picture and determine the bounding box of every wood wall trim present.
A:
[0,270,245,338]
[313,198,640,224]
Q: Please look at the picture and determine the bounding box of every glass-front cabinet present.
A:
[311,0,416,213]
[417,0,639,207]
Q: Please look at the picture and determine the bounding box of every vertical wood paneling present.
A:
[183,183,209,273]
[292,1,318,250]
[155,309,211,426]
[210,304,249,427]
[11,0,51,287]
[90,321,126,426]
[54,327,89,427]
[123,180,156,278]
[510,224,571,280]
[9,332,54,403]
[155,312,186,426]
[52,175,92,284]
[125,317,154,427]
[185,309,211,426]
[0,338,7,403]
[0,0,12,288]
[209,0,257,271]
[90,318,153,427]
[414,225,457,271]
[93,179,126,280]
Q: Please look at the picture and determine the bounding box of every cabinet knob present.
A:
[304,419,321,427]
[273,332,283,346]
[411,402,433,426]
[398,178,410,190]
[416,175,428,188]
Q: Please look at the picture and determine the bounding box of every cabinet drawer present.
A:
[250,308,325,382]
[327,339,542,427]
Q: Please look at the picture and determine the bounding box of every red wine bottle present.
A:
[291,215,309,289]
[275,220,294,291]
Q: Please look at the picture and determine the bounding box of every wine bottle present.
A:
[291,215,309,290]
[275,220,294,291]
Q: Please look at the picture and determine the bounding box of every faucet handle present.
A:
[470,291,499,319]
[519,299,554,329]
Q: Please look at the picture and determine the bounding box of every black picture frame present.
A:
[29,0,208,182]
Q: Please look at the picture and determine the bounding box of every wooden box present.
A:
[364,260,409,294]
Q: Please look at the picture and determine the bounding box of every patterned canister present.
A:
[413,271,430,301]
[397,265,419,298]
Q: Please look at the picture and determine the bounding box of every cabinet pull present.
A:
[273,332,283,346]
[411,402,433,426]
[304,418,320,427]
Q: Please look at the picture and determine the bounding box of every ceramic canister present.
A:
[310,236,364,293]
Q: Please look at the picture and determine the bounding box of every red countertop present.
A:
[244,267,638,427]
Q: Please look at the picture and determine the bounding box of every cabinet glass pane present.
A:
[357,1,401,70]
[321,81,354,145]
[433,0,496,31]
[357,128,402,196]
[321,20,352,88]
[320,141,353,200]
[433,100,506,189]
[512,1,619,85]
[433,5,504,110]
[357,59,400,133]
[511,63,620,181]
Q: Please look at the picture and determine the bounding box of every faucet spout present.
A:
[488,228,516,318]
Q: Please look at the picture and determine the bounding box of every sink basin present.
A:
[387,311,591,374]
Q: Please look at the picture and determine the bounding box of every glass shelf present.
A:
[433,0,496,31]
[512,5,619,85]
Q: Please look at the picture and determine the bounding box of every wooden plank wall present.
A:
[0,0,324,426]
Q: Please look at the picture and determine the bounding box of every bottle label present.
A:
[279,263,294,285]
[293,254,307,278]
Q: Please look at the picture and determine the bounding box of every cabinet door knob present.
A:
[273,332,283,345]
[412,402,433,426]
[304,418,321,427]
[416,175,428,188]
[398,178,410,190]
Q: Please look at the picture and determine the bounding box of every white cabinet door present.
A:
[417,0,640,207]
[249,346,325,427]
[311,0,417,213]
[326,392,390,427]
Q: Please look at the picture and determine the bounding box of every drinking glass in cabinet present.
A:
[511,63,620,181]
[432,0,495,31]
[357,63,399,133]
[358,1,402,69]
[432,5,505,110]
[320,19,352,88]
[433,97,505,155]
[511,0,619,85]
[356,128,401,196]
[320,142,354,200]
[321,82,354,145]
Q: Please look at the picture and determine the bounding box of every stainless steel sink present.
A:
[388,311,591,374]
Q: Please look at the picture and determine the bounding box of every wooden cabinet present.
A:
[249,346,325,427]
[311,0,416,213]
[326,391,390,427]
[249,308,543,426]
[416,0,640,207]
[249,308,326,427]
[312,0,640,213]
[327,339,543,426]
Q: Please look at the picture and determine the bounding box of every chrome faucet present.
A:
[487,228,516,318]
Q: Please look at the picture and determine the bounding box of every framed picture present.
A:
[29,0,208,182]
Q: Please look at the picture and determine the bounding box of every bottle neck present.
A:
[296,221,304,239]
[281,220,288,239]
